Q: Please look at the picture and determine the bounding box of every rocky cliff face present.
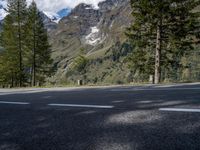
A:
[49,0,133,84]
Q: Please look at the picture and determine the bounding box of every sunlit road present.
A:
[0,83,200,150]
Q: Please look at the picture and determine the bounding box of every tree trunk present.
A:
[17,0,23,87]
[32,59,36,87]
[11,70,14,88]
[154,20,162,84]
[32,22,36,87]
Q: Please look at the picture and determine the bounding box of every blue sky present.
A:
[32,0,105,13]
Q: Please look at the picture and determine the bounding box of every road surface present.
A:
[0,83,200,150]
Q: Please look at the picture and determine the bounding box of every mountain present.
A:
[0,0,7,21]
[39,9,71,30]
[0,0,7,31]
[43,8,71,24]
[49,0,133,84]
[42,11,61,23]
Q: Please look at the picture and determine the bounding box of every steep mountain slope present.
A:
[49,0,133,84]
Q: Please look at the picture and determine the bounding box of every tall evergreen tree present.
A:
[6,0,27,86]
[0,0,52,87]
[126,0,200,83]
[0,15,20,87]
[26,1,52,86]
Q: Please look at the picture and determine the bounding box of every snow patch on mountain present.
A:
[0,8,7,20]
[85,26,105,46]
[0,0,7,21]
[0,0,6,8]
[84,4,94,10]
[43,11,61,23]
[44,8,70,23]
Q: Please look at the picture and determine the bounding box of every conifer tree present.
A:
[126,0,200,83]
[26,1,52,86]
[0,15,19,86]
[6,0,27,86]
[0,0,52,87]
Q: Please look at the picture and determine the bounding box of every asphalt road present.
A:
[0,83,200,150]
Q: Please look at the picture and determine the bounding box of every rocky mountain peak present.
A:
[50,0,132,67]
[98,0,128,11]
[61,3,102,23]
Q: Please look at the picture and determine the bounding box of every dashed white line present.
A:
[0,101,30,105]
[48,104,114,109]
[159,108,200,113]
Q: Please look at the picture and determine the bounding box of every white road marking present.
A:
[159,108,200,113]
[111,87,200,92]
[48,104,114,109]
[137,100,152,104]
[0,101,30,105]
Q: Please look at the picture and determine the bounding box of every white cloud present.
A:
[30,0,106,13]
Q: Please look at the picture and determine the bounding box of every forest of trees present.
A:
[126,0,200,83]
[0,0,52,87]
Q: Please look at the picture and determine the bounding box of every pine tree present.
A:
[26,1,52,86]
[6,0,27,87]
[126,0,200,83]
[0,0,52,87]
[0,15,20,87]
